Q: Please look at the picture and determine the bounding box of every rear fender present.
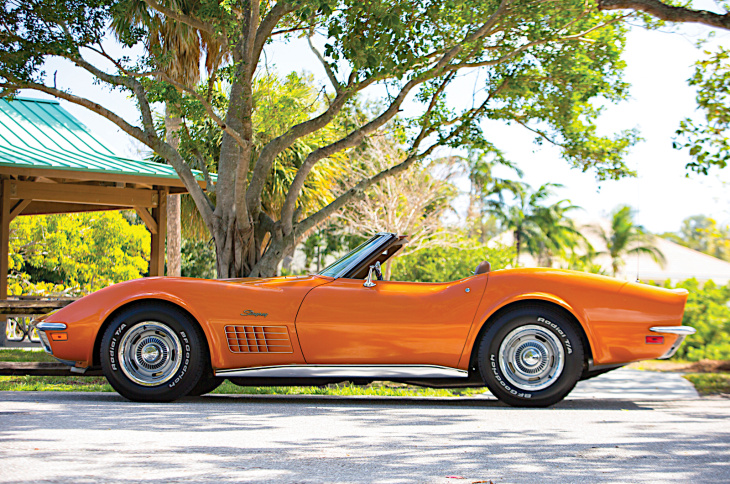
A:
[456,292,597,371]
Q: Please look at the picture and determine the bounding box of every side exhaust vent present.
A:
[224,325,293,354]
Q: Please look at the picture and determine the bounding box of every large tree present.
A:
[0,0,637,277]
[597,0,730,175]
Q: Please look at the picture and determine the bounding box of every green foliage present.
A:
[683,373,730,395]
[180,239,216,279]
[301,223,365,273]
[390,237,515,282]
[674,48,730,174]
[669,279,730,361]
[661,215,730,262]
[8,212,150,295]
[159,73,350,222]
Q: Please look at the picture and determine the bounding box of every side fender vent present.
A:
[224,325,293,354]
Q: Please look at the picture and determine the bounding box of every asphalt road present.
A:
[0,369,728,484]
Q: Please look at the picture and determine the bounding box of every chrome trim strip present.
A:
[650,326,696,359]
[35,322,67,331]
[649,326,696,335]
[37,330,52,354]
[34,322,66,355]
[215,364,469,379]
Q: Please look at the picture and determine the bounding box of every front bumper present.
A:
[34,322,67,355]
[650,326,696,359]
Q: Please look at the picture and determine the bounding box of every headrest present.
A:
[474,261,491,275]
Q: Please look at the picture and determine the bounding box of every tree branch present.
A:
[597,0,730,30]
[279,0,512,233]
[246,80,375,222]
[295,74,510,240]
[155,71,250,150]
[308,32,341,92]
[252,2,295,70]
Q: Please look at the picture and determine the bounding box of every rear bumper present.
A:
[650,326,696,359]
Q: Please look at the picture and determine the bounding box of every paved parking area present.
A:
[0,369,727,483]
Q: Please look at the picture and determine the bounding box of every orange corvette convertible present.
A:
[34,233,694,407]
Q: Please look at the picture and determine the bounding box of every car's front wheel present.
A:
[477,305,584,407]
[100,304,207,402]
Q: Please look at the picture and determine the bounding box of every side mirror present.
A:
[363,261,381,287]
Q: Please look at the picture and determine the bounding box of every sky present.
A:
[15,14,730,235]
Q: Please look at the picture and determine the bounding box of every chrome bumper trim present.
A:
[33,322,67,355]
[650,326,696,359]
[649,326,696,335]
[215,364,469,379]
[35,322,67,331]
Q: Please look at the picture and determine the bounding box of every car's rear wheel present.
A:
[477,305,584,407]
[100,304,207,402]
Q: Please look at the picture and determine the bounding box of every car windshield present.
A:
[318,235,388,278]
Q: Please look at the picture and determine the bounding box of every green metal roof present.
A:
[0,97,208,183]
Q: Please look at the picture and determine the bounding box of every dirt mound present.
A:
[687,360,730,373]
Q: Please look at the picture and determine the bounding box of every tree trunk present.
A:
[514,230,521,266]
[164,107,182,277]
[384,259,393,281]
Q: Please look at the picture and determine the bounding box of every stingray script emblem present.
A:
[241,309,268,318]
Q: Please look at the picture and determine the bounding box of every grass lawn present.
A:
[0,348,58,363]
[682,373,730,396]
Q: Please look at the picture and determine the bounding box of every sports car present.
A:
[34,232,694,407]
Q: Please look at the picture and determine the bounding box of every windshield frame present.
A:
[318,233,395,279]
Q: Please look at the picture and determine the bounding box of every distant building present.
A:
[491,220,730,285]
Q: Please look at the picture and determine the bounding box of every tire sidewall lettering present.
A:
[489,353,532,398]
[536,316,573,355]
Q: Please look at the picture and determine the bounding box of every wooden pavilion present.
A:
[0,96,212,307]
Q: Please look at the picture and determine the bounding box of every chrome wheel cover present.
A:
[498,324,565,391]
[119,322,182,387]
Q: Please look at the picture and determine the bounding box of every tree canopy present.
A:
[8,212,150,295]
[0,0,638,277]
[596,0,730,175]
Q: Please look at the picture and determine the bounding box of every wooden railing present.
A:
[0,296,79,316]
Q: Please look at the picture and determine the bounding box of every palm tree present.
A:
[595,205,666,277]
[530,199,586,267]
[488,183,583,266]
[111,0,227,276]
[460,148,523,243]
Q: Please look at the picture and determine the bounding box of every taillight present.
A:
[646,335,664,344]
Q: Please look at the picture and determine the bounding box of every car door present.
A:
[295,275,488,368]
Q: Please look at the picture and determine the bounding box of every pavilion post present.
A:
[1,180,10,301]
[1,180,10,345]
[149,188,168,277]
